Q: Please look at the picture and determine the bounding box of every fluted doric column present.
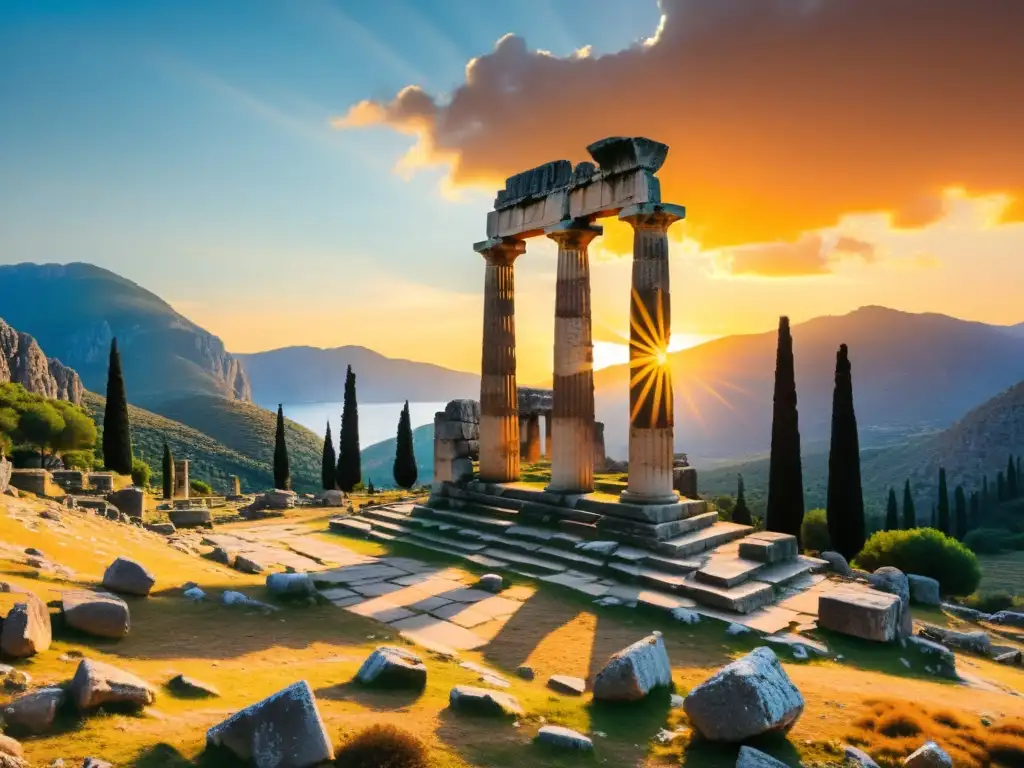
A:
[545,219,602,494]
[619,203,686,504]
[475,236,526,483]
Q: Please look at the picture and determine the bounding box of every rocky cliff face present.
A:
[0,318,84,405]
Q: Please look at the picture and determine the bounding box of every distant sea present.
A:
[278,401,447,448]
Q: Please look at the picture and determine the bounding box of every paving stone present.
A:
[318,587,357,601]
[352,581,405,597]
[314,563,407,585]
[330,596,364,608]
[502,585,536,601]
[345,598,417,624]
[378,556,433,573]
[443,587,499,604]
[408,596,453,612]
[637,590,698,612]
[391,614,488,651]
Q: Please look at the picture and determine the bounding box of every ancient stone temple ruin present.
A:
[173,459,190,499]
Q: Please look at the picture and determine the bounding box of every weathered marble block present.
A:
[818,589,900,642]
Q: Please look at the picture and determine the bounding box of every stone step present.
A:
[328,518,373,536]
[596,510,720,542]
[680,577,776,614]
[443,487,525,513]
[737,531,799,563]
[656,522,751,558]
[750,555,826,586]
[641,553,703,575]
[583,496,709,524]
[442,498,523,521]
[410,504,517,532]
[406,530,489,553]
[533,545,606,571]
[480,547,567,574]
[360,507,413,525]
[694,556,765,588]
[518,502,603,526]
[504,524,584,550]
[608,562,690,592]
[365,518,414,537]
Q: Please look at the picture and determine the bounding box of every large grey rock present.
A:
[869,567,913,637]
[903,741,952,768]
[918,626,992,656]
[592,631,672,702]
[61,591,130,639]
[818,589,901,642]
[989,610,1024,628]
[101,557,156,597]
[69,659,156,712]
[1,592,52,657]
[535,725,593,751]
[907,575,941,606]
[108,488,145,519]
[820,551,853,577]
[736,746,789,768]
[449,686,522,716]
[906,637,957,678]
[206,680,334,767]
[844,745,881,767]
[683,647,804,742]
[169,508,212,528]
[2,687,66,735]
[355,646,427,689]
[316,489,345,507]
[266,572,314,597]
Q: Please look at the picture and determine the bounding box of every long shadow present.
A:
[479,588,585,671]
[314,678,425,710]
[817,629,961,684]
[132,742,246,768]
[681,733,803,768]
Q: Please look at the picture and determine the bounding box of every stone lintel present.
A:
[544,219,603,237]
[618,202,687,226]
[518,387,553,415]
[586,137,669,176]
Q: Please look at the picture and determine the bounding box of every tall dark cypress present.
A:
[732,474,752,525]
[969,491,980,525]
[954,485,968,539]
[997,471,1006,503]
[321,421,337,490]
[1008,454,1019,500]
[885,488,899,531]
[102,338,133,474]
[393,401,418,489]
[273,404,291,490]
[982,475,991,513]
[162,442,174,500]
[337,365,362,492]
[825,344,865,560]
[765,317,805,543]
[1018,457,1022,497]
[902,479,916,529]
[937,468,950,534]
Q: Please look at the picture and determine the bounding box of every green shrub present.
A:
[962,527,1010,555]
[962,591,1017,614]
[855,528,981,596]
[1007,533,1024,551]
[61,449,97,470]
[131,457,152,488]
[334,724,428,768]
[801,508,830,553]
[190,479,214,496]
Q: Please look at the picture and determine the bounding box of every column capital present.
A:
[474,236,526,265]
[544,218,603,248]
[618,202,686,231]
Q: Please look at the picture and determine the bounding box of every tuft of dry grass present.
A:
[334,724,429,768]
[848,699,1024,767]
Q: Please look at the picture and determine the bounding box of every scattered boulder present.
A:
[577,540,618,556]
[183,587,206,602]
[736,746,789,768]
[206,680,334,767]
[907,575,941,606]
[168,674,220,698]
[547,675,586,696]
[918,626,992,656]
[592,631,672,702]
[61,591,130,639]
[906,637,957,678]
[221,590,278,612]
[1,593,52,657]
[146,522,176,535]
[448,686,522,717]
[101,557,156,597]
[266,572,314,598]
[210,546,238,567]
[108,488,145,519]
[844,744,881,768]
[317,489,345,507]
[355,647,427,689]
[478,573,503,593]
[516,665,535,681]
[2,687,67,735]
[868,567,913,638]
[535,725,593,751]
[903,741,952,768]
[169,509,212,528]
[818,589,901,642]
[671,607,701,625]
[69,659,156,712]
[820,551,853,577]
[683,647,804,742]
[726,623,752,636]
[989,610,1024,628]
[234,555,265,574]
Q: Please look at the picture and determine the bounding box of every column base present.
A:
[619,489,680,506]
[544,483,591,496]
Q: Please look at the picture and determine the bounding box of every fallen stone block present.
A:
[868,567,912,638]
[918,626,992,656]
[235,555,265,574]
[592,631,672,702]
[1,687,66,736]
[907,574,940,606]
[988,609,1024,628]
[108,488,145,519]
[906,636,957,678]
[449,686,522,716]
[844,744,881,767]
[903,741,952,768]
[69,659,156,712]
[818,589,900,642]
[206,680,334,768]
[169,509,212,528]
[61,591,130,639]
[1,592,52,658]
[683,646,804,742]
[102,557,156,597]
[535,725,593,751]
[266,572,314,597]
[356,646,427,689]
[736,746,789,768]
[547,675,586,696]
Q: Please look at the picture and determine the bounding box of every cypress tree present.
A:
[969,491,980,525]
[1008,454,1019,499]
[321,421,337,490]
[337,365,362,492]
[765,317,805,543]
[954,485,968,539]
[102,337,133,474]
[826,344,865,560]
[997,471,1006,503]
[393,400,418,489]
[902,479,916,529]
[937,468,950,534]
[930,504,936,528]
[982,475,991,513]
[273,404,291,490]
[732,474,752,525]
[886,488,898,531]
[162,442,174,500]
[1018,457,1022,497]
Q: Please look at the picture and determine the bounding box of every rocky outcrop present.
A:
[0,319,82,405]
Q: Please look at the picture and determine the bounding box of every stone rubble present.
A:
[355,646,427,689]
[592,631,672,702]
[1,687,66,735]
[69,659,156,712]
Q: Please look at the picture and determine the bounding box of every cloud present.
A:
[714,234,876,278]
[334,0,1024,252]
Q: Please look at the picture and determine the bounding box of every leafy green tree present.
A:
[190,479,214,495]
[886,488,899,531]
[765,317,805,543]
[273,404,291,490]
[733,473,752,525]
[50,401,97,455]
[902,479,916,529]
[954,485,968,540]
[1008,454,1019,500]
[337,365,362,492]
[321,421,337,490]
[826,345,865,560]
[937,467,950,535]
[393,401,418,489]
[17,401,65,460]
[0,406,19,455]
[102,338,133,474]
[131,457,152,488]
[162,442,174,499]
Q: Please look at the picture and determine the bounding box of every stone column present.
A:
[619,203,686,504]
[543,410,552,460]
[475,237,526,483]
[524,413,542,463]
[545,219,602,493]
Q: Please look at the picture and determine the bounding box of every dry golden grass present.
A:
[847,698,1024,767]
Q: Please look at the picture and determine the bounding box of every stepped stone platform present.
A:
[332,481,828,620]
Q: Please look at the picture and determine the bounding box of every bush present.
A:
[131,457,152,488]
[962,527,1010,555]
[854,528,981,596]
[801,508,830,553]
[962,591,1017,614]
[1007,533,1024,551]
[190,479,214,496]
[334,724,428,768]
[61,449,97,470]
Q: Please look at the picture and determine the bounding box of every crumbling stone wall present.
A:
[0,456,11,494]
[433,400,480,488]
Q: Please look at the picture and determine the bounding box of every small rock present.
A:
[844,744,881,767]
[903,741,952,768]
[516,665,535,680]
[221,590,278,612]
[941,603,990,622]
[577,541,618,556]
[671,607,701,625]
[168,674,220,697]
[593,596,622,607]
[69,659,156,712]
[2,669,31,691]
[535,725,593,751]
[449,686,523,716]
[101,557,156,597]
[478,573,503,593]
[183,587,206,602]
[791,645,809,661]
[736,745,789,768]
[820,551,853,577]
[993,649,1022,665]
[2,687,67,735]
[266,572,314,597]
[727,623,752,636]
[24,548,44,557]
[479,673,510,689]
[670,693,686,708]
[234,555,264,574]
[592,631,672,702]
[907,574,941,606]
[547,675,586,696]
[356,646,427,689]
[210,547,237,567]
[918,626,992,656]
